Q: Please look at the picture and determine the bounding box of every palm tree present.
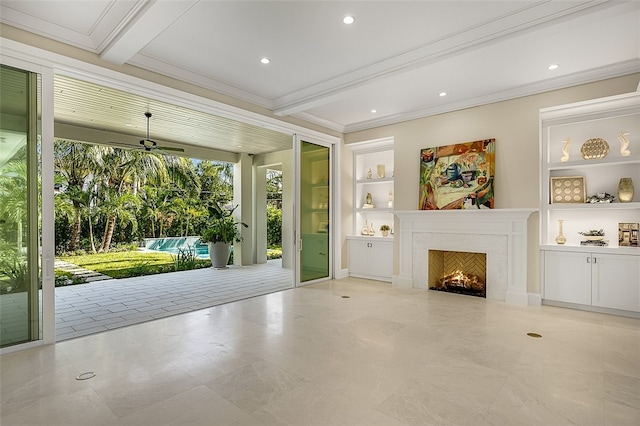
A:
[53,140,100,251]
[0,160,27,251]
[95,189,140,252]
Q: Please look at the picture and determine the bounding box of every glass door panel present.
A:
[298,140,330,283]
[0,65,41,347]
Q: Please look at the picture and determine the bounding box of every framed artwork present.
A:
[618,223,639,247]
[419,139,495,210]
[550,176,586,204]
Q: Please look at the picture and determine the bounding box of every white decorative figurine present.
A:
[618,131,631,156]
[560,138,571,162]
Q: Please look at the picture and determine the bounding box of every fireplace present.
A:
[428,250,486,298]
[394,209,537,306]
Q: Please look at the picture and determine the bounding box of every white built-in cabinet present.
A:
[540,91,640,315]
[544,249,640,311]
[348,138,394,282]
[347,237,393,281]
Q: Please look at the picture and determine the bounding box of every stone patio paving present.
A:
[55,260,292,341]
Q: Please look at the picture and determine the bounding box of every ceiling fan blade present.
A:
[108,141,141,150]
[157,146,185,152]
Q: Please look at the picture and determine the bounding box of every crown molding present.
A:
[271,0,615,117]
[340,60,640,134]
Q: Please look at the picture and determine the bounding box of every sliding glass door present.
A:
[295,137,331,285]
[0,65,42,347]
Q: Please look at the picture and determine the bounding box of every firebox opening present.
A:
[428,250,486,298]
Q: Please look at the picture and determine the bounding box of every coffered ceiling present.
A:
[1,1,639,152]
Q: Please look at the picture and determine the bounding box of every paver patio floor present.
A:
[55,260,292,341]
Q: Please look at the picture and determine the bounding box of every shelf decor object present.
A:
[580,137,609,159]
[586,192,615,203]
[617,177,634,202]
[376,164,385,178]
[618,131,631,156]
[618,223,639,247]
[419,138,495,210]
[560,138,571,162]
[550,176,586,204]
[555,219,567,244]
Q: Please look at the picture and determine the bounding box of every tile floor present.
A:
[55,260,292,341]
[1,278,639,425]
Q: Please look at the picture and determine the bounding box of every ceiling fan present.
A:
[111,112,184,154]
[139,112,184,153]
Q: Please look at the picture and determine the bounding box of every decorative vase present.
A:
[365,192,373,205]
[555,220,567,245]
[361,220,370,236]
[381,230,389,237]
[209,242,231,269]
[377,164,385,178]
[618,177,634,203]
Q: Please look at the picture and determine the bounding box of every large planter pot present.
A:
[209,242,231,269]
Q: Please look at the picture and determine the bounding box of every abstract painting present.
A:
[419,139,495,210]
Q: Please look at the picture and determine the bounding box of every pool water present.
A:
[144,237,209,259]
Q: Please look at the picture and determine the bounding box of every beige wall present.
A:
[343,73,640,294]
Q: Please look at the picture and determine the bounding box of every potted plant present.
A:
[200,204,248,268]
[380,224,391,237]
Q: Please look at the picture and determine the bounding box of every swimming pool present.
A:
[144,237,210,259]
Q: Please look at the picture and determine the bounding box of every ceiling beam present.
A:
[99,0,198,66]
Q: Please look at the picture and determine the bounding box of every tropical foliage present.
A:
[54,140,283,256]
[53,139,243,254]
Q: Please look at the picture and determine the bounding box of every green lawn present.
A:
[58,250,209,279]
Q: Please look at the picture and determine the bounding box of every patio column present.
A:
[255,166,268,264]
[234,153,254,266]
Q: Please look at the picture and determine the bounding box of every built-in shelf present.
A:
[540,91,640,316]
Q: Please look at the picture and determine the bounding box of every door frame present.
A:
[293,134,340,287]
[0,55,55,354]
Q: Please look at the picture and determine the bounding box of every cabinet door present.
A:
[369,241,393,279]
[544,251,591,305]
[592,254,640,312]
[348,240,370,276]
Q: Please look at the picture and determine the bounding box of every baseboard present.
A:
[335,268,349,280]
[528,292,542,306]
[542,299,640,318]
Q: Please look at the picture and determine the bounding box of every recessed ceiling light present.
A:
[370,109,377,113]
[548,64,559,70]
[260,57,271,64]
[439,92,447,97]
[343,16,355,24]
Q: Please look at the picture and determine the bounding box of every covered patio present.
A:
[55,260,292,341]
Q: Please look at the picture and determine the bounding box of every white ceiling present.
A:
[2,0,639,143]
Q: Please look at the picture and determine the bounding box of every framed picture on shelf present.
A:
[618,223,639,247]
[550,176,586,204]
[317,221,329,233]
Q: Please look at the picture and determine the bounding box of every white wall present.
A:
[343,73,640,294]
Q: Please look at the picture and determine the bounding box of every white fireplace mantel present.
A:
[394,209,537,306]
